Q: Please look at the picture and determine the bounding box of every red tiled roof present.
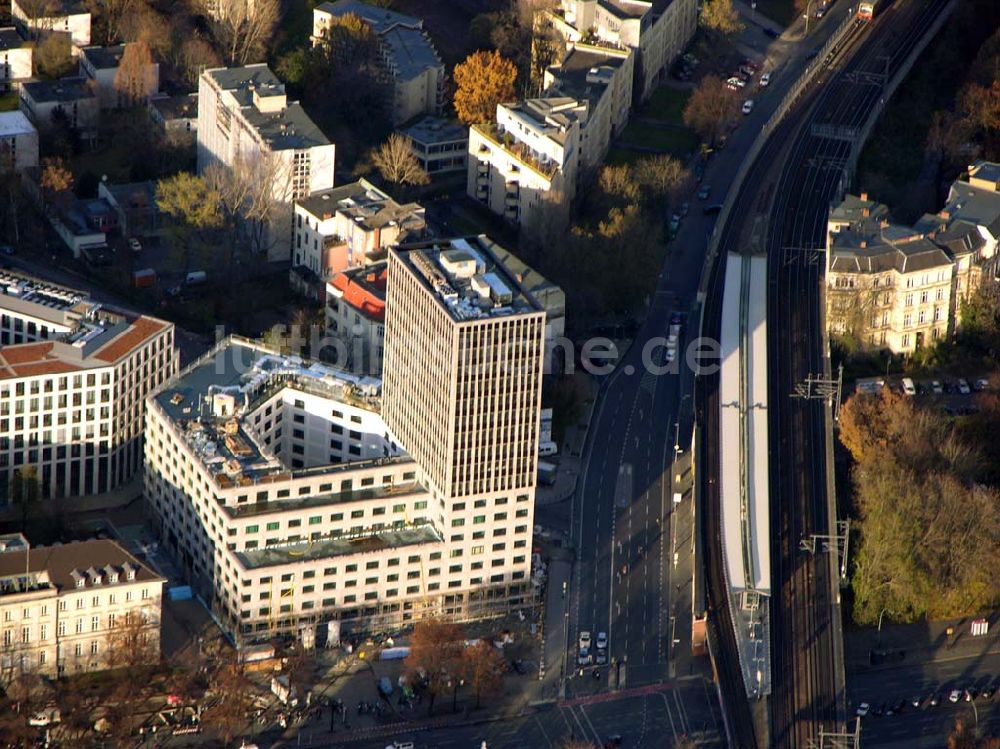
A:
[332,268,387,322]
[0,342,85,379]
[92,317,167,363]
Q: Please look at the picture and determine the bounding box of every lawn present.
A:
[751,0,797,28]
[640,87,690,125]
[617,122,699,156]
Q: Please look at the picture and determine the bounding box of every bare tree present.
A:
[460,640,506,709]
[405,619,465,716]
[15,0,60,40]
[201,652,256,746]
[84,0,141,44]
[203,0,279,66]
[204,153,286,262]
[104,610,160,672]
[372,134,430,188]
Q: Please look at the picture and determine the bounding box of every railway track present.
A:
[768,2,953,747]
[699,1,953,746]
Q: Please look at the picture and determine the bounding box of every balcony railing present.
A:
[472,124,558,181]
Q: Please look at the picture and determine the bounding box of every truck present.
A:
[131,268,156,289]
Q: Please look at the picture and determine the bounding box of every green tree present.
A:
[700,0,744,35]
[155,172,222,268]
[34,33,74,78]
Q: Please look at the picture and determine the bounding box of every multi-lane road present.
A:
[566,0,853,703]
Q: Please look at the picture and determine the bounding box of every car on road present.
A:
[698,185,711,200]
[742,99,754,115]
[950,689,963,703]
[670,311,683,325]
[856,702,870,717]
[910,695,922,708]
[958,378,971,395]
[930,692,941,706]
[579,631,591,651]
[763,27,779,38]
[0,245,13,256]
[128,237,142,253]
[982,683,996,700]
[577,648,591,665]
[873,702,885,716]
[679,202,689,217]
[932,380,943,394]
[966,687,978,701]
[759,72,771,87]
[815,5,826,17]
[703,204,723,216]
[596,631,608,651]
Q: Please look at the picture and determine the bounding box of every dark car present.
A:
[0,245,13,256]
[763,27,779,39]
[874,702,885,716]
[981,684,995,700]
[703,204,723,216]
[929,692,941,707]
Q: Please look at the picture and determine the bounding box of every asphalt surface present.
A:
[344,680,724,749]
[566,0,854,710]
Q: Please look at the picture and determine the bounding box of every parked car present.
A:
[698,185,712,200]
[742,99,754,115]
[966,687,978,702]
[703,204,723,216]
[815,6,826,17]
[958,379,971,395]
[910,695,922,708]
[856,702,870,717]
[950,689,963,703]
[901,377,916,396]
[932,380,943,394]
[929,692,941,706]
[0,245,13,255]
[975,378,989,391]
[764,27,779,38]
[128,237,142,253]
[759,72,771,87]
[679,202,690,217]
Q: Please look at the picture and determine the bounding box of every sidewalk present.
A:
[845,615,1000,674]
[535,372,599,508]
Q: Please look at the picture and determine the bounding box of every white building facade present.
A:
[197,64,336,263]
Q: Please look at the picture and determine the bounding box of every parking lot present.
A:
[856,374,993,413]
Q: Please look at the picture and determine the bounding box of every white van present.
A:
[901,377,916,396]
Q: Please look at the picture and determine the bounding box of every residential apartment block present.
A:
[399,116,467,176]
[0,539,163,681]
[80,44,160,109]
[11,0,91,49]
[0,28,33,94]
[0,110,38,172]
[543,0,697,102]
[292,179,425,294]
[146,238,544,642]
[312,0,444,126]
[0,269,176,501]
[325,262,387,376]
[197,64,335,263]
[468,98,583,235]
[19,77,98,137]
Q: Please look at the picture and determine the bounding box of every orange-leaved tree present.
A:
[453,49,518,126]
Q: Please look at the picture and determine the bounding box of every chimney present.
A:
[860,192,868,202]
[940,210,950,220]
[862,207,870,218]
[880,219,889,228]
[860,240,867,248]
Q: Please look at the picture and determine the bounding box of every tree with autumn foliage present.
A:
[113,39,158,107]
[682,75,740,145]
[460,640,507,709]
[404,619,465,716]
[840,388,1000,625]
[201,651,256,746]
[40,157,74,209]
[453,50,518,125]
[700,0,744,35]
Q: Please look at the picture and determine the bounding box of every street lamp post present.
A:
[877,607,888,647]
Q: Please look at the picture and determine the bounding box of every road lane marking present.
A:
[533,715,554,748]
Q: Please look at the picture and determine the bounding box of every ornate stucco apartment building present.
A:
[145,238,545,643]
[0,269,176,502]
[0,537,164,681]
[825,165,1000,354]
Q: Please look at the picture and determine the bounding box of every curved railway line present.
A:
[699,1,953,746]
